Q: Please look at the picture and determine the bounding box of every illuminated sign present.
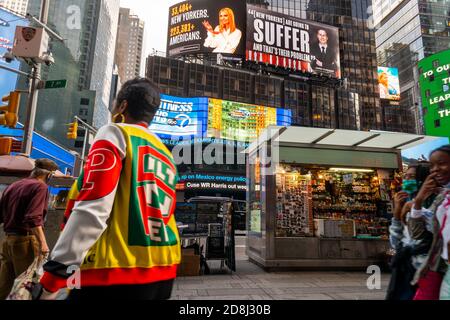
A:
[246,5,341,79]
[167,0,246,57]
[151,95,292,143]
[207,98,292,142]
[184,181,248,191]
[418,49,450,140]
[378,67,400,101]
[180,173,247,183]
[149,95,208,138]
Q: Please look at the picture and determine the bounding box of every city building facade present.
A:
[18,0,119,151]
[146,0,382,207]
[0,0,28,16]
[375,0,450,134]
[115,7,145,83]
[148,0,380,131]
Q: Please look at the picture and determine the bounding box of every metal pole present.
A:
[81,130,89,166]
[21,0,50,155]
[0,64,30,77]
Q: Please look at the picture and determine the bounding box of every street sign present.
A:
[44,79,67,89]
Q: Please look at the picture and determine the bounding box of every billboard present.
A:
[418,49,450,140]
[378,67,400,101]
[149,95,208,138]
[246,5,341,79]
[167,0,246,57]
[0,9,28,100]
[207,98,292,142]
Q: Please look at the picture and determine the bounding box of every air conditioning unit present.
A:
[314,219,356,238]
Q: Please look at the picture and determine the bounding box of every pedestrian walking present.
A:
[36,78,181,300]
[0,158,58,299]
[386,162,434,300]
[410,145,450,300]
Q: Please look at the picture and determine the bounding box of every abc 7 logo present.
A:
[167,114,191,128]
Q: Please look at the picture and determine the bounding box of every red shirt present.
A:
[0,178,49,233]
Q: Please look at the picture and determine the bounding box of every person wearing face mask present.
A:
[386,162,434,300]
[0,158,58,299]
[409,145,450,300]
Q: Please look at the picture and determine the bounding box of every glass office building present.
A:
[146,0,382,207]
[18,0,119,150]
[375,0,450,134]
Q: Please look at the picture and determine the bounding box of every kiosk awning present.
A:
[245,126,444,154]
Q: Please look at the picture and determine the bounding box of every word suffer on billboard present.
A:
[246,5,341,79]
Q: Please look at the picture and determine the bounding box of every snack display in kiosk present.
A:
[275,164,393,239]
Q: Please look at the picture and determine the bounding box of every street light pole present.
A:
[21,0,50,155]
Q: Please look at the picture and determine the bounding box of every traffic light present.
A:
[0,91,21,128]
[67,120,78,140]
[0,137,12,155]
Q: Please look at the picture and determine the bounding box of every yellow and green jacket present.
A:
[40,124,181,292]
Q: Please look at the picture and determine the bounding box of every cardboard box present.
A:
[177,252,200,277]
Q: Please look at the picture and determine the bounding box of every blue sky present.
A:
[120,0,180,56]
[402,137,449,160]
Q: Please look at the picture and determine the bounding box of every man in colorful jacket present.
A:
[37,78,181,300]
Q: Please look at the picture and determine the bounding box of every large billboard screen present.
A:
[207,98,292,142]
[246,5,341,79]
[149,95,208,138]
[418,49,450,140]
[167,0,246,57]
[0,9,28,100]
[378,67,400,101]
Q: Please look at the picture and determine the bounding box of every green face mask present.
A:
[402,179,418,195]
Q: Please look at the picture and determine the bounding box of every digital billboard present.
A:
[418,49,450,140]
[167,0,246,57]
[207,98,292,142]
[378,67,400,101]
[0,8,28,100]
[246,5,341,79]
[149,95,208,138]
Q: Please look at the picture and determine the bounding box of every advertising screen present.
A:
[207,98,292,142]
[378,67,400,101]
[167,0,246,57]
[246,5,341,79]
[149,95,208,138]
[418,49,450,140]
[0,9,28,100]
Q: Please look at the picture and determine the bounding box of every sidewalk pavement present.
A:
[171,237,391,300]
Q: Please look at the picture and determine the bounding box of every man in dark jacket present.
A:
[0,158,58,299]
[310,29,338,75]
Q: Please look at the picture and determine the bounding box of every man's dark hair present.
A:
[430,144,450,157]
[116,77,161,124]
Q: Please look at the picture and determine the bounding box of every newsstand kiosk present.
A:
[245,126,442,270]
